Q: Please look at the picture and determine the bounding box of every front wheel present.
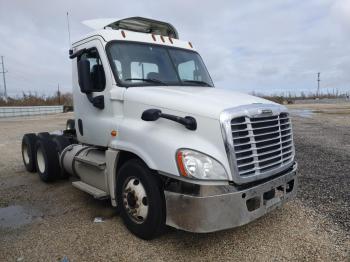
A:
[116,159,165,240]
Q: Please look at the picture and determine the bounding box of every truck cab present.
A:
[21,17,297,239]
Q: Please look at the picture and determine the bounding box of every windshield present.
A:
[107,42,214,87]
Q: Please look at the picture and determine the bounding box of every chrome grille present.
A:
[231,113,294,177]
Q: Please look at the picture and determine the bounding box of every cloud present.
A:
[0,0,349,96]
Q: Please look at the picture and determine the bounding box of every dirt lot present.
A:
[0,105,349,262]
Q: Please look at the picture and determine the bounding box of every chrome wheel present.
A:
[36,147,46,173]
[122,177,149,224]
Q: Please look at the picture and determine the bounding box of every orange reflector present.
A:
[188,42,193,48]
[151,34,156,41]
[176,151,187,177]
[121,30,126,38]
[160,35,165,43]
[168,37,173,44]
[111,130,117,137]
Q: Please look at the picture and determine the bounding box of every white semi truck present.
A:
[21,17,297,239]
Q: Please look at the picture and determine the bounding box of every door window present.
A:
[79,48,106,92]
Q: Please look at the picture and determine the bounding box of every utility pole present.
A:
[317,72,320,98]
[57,83,61,104]
[0,56,8,101]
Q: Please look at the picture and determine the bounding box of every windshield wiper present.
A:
[124,78,167,85]
[182,80,212,87]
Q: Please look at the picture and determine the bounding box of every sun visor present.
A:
[82,17,179,39]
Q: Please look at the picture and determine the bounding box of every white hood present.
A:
[125,86,276,119]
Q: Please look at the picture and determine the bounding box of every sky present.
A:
[0,0,349,97]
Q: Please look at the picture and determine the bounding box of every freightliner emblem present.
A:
[258,109,273,116]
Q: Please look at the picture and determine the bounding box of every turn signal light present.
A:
[111,130,118,137]
[176,151,187,177]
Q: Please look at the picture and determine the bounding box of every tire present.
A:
[21,133,38,172]
[52,136,72,179]
[37,132,51,140]
[35,137,60,182]
[116,159,165,240]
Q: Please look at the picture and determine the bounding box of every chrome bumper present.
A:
[165,163,297,233]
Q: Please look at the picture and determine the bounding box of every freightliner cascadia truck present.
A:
[21,17,297,239]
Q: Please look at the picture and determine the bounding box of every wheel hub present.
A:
[126,192,137,207]
[36,147,46,173]
[122,178,148,223]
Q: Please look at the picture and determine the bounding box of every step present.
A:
[74,155,106,170]
[72,181,108,199]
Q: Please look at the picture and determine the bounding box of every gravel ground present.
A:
[0,107,349,261]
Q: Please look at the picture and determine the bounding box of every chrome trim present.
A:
[165,163,297,233]
[220,103,295,184]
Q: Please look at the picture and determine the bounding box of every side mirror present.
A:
[141,109,162,121]
[77,59,93,93]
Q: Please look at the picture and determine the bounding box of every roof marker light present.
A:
[168,37,173,44]
[151,34,157,41]
[160,35,165,43]
[121,30,126,38]
[188,42,193,48]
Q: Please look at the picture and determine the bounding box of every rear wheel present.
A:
[35,137,60,182]
[21,133,38,172]
[116,159,165,240]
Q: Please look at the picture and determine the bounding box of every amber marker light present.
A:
[176,151,187,177]
[160,35,165,43]
[111,130,118,137]
[168,37,173,44]
[188,42,193,48]
[121,30,126,38]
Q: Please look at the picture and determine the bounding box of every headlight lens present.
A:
[176,149,228,180]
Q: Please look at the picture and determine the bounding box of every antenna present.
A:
[66,12,72,48]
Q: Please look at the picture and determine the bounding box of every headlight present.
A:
[176,149,228,180]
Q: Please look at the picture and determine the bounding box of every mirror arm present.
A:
[69,48,87,59]
[86,93,104,109]
[141,109,197,131]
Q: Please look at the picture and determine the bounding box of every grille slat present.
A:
[231,122,290,131]
[235,149,294,168]
[233,133,291,147]
[230,112,294,177]
[234,138,293,154]
[232,128,291,140]
[236,145,293,161]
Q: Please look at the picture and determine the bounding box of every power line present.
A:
[0,56,8,100]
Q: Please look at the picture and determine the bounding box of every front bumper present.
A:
[164,163,297,233]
